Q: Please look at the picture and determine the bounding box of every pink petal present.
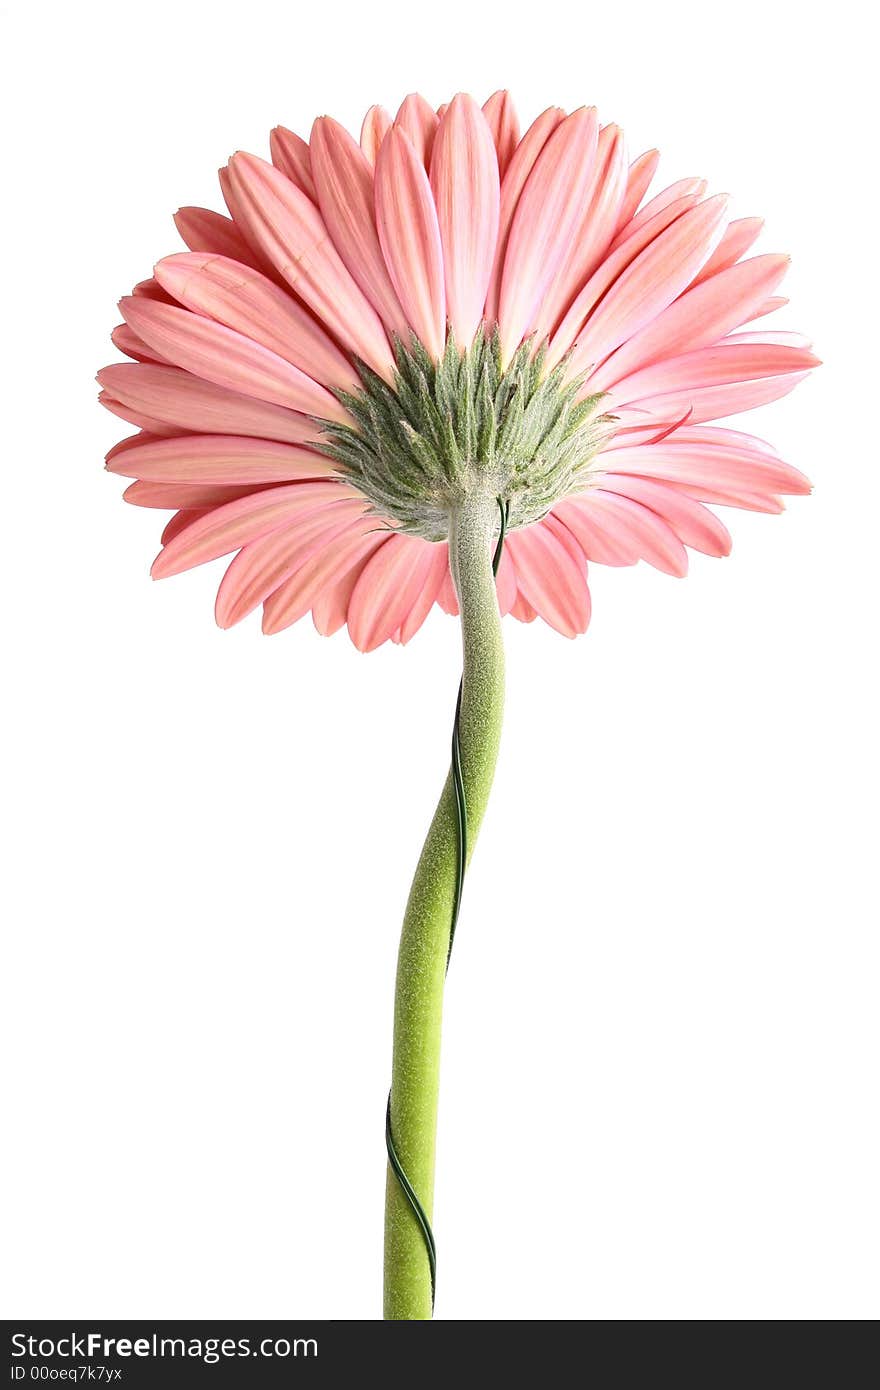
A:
[614,149,660,233]
[544,510,591,572]
[227,152,395,378]
[218,165,240,218]
[539,515,594,630]
[604,423,783,456]
[532,122,628,343]
[360,105,392,166]
[396,542,450,642]
[603,432,811,497]
[573,121,629,273]
[548,194,703,369]
[215,502,368,628]
[98,363,322,445]
[132,277,174,302]
[123,479,276,509]
[482,90,520,176]
[724,329,813,349]
[612,369,810,426]
[598,475,731,555]
[497,107,600,364]
[394,93,439,166]
[436,564,458,615]
[218,165,255,234]
[589,252,790,390]
[657,481,785,514]
[152,480,365,579]
[745,295,788,323]
[566,193,729,380]
[483,107,565,323]
[347,533,436,651]
[375,127,446,358]
[161,510,211,544]
[607,341,819,405]
[610,176,708,250]
[99,393,180,437]
[119,296,345,421]
[215,172,284,283]
[504,521,591,635]
[155,252,358,394]
[269,127,317,201]
[557,491,689,575]
[552,499,641,566]
[311,533,390,636]
[429,94,501,347]
[173,207,264,271]
[691,216,764,286]
[265,522,393,637]
[106,433,336,484]
[510,591,538,623]
[111,323,170,365]
[309,117,410,341]
[105,431,164,462]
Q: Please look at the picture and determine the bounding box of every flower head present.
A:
[101,91,816,650]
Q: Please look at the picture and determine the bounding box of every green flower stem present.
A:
[383,492,505,1321]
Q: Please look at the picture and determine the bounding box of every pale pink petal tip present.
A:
[482,90,520,175]
[394,93,439,166]
[269,126,317,200]
[361,105,392,165]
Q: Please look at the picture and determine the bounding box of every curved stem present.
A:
[383,493,505,1320]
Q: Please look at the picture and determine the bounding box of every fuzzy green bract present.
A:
[318,329,614,542]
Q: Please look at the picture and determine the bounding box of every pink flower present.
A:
[101,90,816,651]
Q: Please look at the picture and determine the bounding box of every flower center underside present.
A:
[318,329,613,542]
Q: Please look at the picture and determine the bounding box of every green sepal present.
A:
[318,328,614,541]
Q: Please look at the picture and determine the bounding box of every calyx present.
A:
[319,329,613,542]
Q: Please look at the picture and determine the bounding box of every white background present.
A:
[2,0,876,1321]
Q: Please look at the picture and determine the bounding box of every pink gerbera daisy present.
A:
[100,90,815,1321]
[101,91,815,650]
